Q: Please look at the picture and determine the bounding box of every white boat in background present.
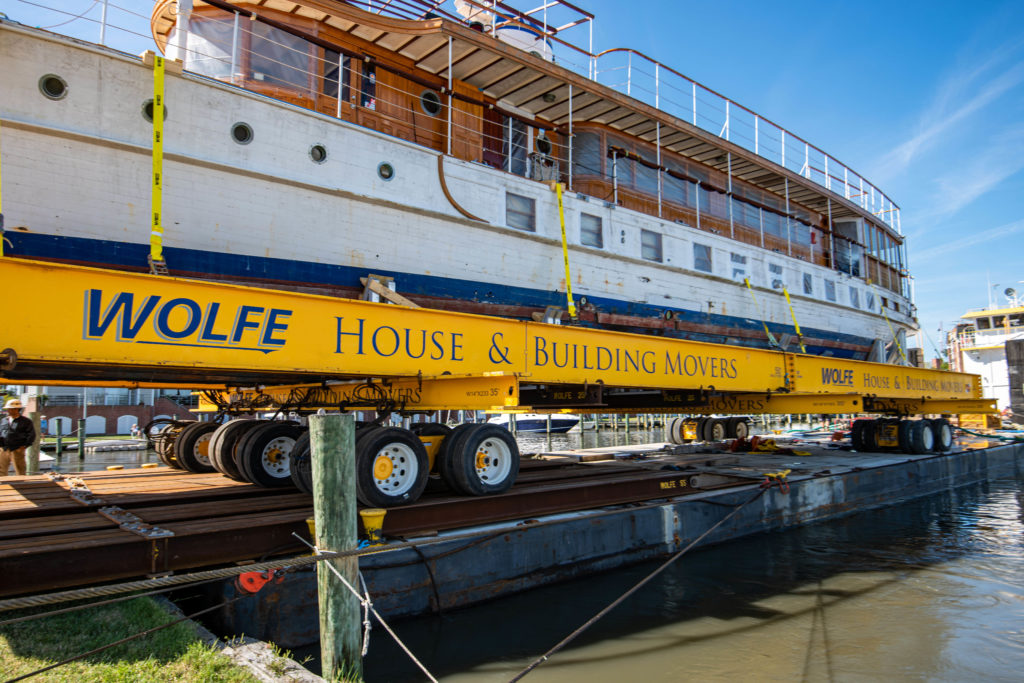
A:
[488,413,580,433]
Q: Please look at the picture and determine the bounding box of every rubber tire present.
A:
[236,422,303,487]
[728,417,750,440]
[445,424,521,496]
[850,419,869,451]
[704,417,728,442]
[861,419,879,452]
[436,423,478,491]
[211,419,265,482]
[355,427,429,507]
[289,429,312,494]
[897,419,915,454]
[909,420,934,455]
[174,421,219,473]
[155,422,189,469]
[929,418,953,453]
[695,417,710,442]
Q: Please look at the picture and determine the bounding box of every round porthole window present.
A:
[377,162,395,181]
[38,74,68,100]
[535,134,552,155]
[141,99,168,122]
[309,144,328,163]
[231,122,254,145]
[419,90,442,116]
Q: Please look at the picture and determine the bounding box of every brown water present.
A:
[358,460,1024,681]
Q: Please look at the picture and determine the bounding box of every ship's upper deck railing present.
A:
[352,1,901,233]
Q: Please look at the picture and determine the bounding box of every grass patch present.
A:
[0,597,258,682]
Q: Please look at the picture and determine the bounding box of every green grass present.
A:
[0,597,259,682]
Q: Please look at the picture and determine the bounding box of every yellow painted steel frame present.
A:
[0,258,989,414]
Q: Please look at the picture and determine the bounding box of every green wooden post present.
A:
[309,413,361,681]
[55,418,63,459]
[77,418,86,460]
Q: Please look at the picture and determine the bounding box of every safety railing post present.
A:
[309,413,360,681]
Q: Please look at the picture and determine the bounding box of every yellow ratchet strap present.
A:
[151,55,165,263]
[867,279,907,364]
[744,278,778,348]
[781,287,807,353]
[555,182,577,318]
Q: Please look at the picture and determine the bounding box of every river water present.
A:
[356,429,1024,682]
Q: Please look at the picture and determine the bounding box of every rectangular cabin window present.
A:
[731,253,747,281]
[361,62,376,109]
[504,118,529,176]
[976,317,992,330]
[833,220,863,276]
[250,22,312,90]
[803,273,813,295]
[866,292,875,311]
[180,17,232,79]
[825,279,836,302]
[323,50,350,102]
[506,193,536,232]
[693,243,712,273]
[769,263,783,275]
[635,160,659,195]
[610,149,634,188]
[1010,313,1024,326]
[993,316,1007,327]
[580,214,603,248]
[641,230,663,262]
[572,131,603,178]
[850,288,860,308]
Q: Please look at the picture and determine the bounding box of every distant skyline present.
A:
[4,0,1022,360]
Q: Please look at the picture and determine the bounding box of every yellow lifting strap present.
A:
[554,182,577,319]
[743,278,778,348]
[150,55,165,264]
[781,287,807,354]
[867,279,907,364]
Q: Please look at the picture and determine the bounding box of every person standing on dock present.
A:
[0,399,36,476]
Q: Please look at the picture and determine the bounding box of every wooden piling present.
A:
[309,413,361,681]
[77,418,86,460]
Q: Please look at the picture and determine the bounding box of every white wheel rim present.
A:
[372,442,418,496]
[260,436,295,478]
[922,426,934,451]
[474,437,513,483]
[939,424,952,448]
[194,432,213,466]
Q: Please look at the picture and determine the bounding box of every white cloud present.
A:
[912,217,1024,263]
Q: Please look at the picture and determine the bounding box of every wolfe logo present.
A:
[821,367,854,387]
[83,289,292,353]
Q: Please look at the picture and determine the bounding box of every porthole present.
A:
[141,99,168,123]
[38,74,68,100]
[309,144,328,163]
[231,122,254,145]
[535,134,552,155]
[419,90,442,116]
[377,162,395,181]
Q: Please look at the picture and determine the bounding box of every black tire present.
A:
[289,430,312,494]
[174,421,219,473]
[704,417,729,442]
[155,422,189,469]
[929,418,953,453]
[142,417,177,445]
[436,423,478,491]
[909,420,934,454]
[897,419,915,454]
[670,417,687,444]
[236,422,303,487]
[212,419,265,482]
[445,424,520,496]
[355,427,429,507]
[410,422,452,437]
[861,419,879,452]
[728,417,750,440]
[850,419,868,451]
[695,417,710,442]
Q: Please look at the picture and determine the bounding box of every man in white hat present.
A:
[0,398,36,476]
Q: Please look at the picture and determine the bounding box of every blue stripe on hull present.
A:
[8,233,870,359]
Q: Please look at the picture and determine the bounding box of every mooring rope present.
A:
[509,485,771,681]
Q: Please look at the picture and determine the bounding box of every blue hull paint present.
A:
[8,232,868,358]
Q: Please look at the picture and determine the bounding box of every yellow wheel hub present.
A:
[475,449,487,469]
[198,439,210,457]
[266,448,282,463]
[373,454,394,480]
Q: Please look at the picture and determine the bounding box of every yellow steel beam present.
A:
[195,374,521,413]
[0,259,982,404]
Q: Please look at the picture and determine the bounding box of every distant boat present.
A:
[488,413,580,434]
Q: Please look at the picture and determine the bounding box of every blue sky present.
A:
[4,0,1022,360]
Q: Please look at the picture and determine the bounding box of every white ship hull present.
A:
[0,23,914,359]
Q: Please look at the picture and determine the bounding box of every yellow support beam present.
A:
[0,259,983,408]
